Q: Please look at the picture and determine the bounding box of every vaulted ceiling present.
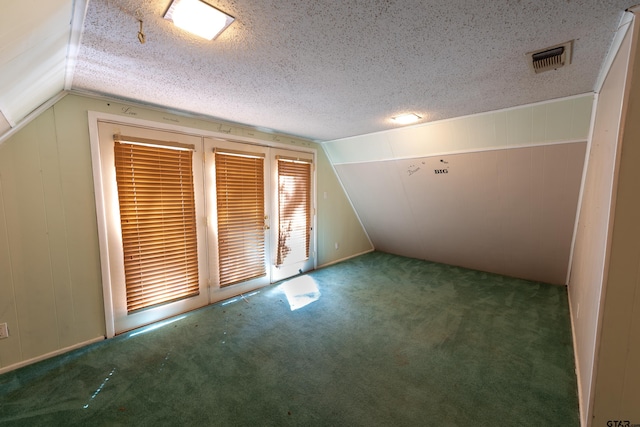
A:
[0,0,635,142]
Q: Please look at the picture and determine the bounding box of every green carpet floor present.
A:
[0,251,579,426]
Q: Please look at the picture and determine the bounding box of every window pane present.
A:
[114,141,199,312]
[277,159,311,266]
[215,151,266,287]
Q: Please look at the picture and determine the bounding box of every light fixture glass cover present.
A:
[164,0,234,40]
[392,113,422,125]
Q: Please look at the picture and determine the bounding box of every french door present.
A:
[270,147,315,282]
[95,119,315,335]
[97,121,209,335]
[204,138,315,301]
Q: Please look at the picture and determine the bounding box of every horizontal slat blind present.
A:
[215,150,266,287]
[114,141,200,313]
[276,158,311,266]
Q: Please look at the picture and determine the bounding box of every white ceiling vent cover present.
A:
[527,41,573,74]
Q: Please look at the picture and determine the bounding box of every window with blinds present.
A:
[215,150,266,287]
[276,157,311,266]
[114,138,200,313]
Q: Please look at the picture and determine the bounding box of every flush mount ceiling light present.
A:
[391,113,422,125]
[164,0,234,40]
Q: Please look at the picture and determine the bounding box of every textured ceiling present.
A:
[70,0,633,141]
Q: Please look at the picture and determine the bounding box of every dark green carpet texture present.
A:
[0,252,579,426]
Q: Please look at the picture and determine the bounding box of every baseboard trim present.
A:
[0,336,105,375]
[317,248,375,269]
[567,290,586,427]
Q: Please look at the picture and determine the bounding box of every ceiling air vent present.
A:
[527,41,573,74]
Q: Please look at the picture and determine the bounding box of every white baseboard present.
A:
[317,248,375,269]
[0,336,105,375]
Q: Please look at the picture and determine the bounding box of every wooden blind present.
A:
[276,157,311,266]
[215,150,266,287]
[114,140,199,313]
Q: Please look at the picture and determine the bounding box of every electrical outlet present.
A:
[0,323,8,339]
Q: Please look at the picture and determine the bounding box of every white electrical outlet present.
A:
[0,323,8,339]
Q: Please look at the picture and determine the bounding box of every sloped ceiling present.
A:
[0,0,636,142]
[0,0,73,131]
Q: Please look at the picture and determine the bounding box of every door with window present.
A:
[97,121,209,334]
[204,139,272,301]
[270,148,315,282]
[95,120,315,335]
[205,138,315,299]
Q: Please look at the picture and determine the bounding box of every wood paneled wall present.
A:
[0,94,371,371]
[578,15,640,426]
[0,107,105,369]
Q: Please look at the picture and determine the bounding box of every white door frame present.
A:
[88,111,316,338]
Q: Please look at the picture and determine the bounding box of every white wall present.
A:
[0,94,372,372]
[324,94,592,165]
[587,13,640,425]
[0,0,71,126]
[325,95,592,284]
[567,16,636,426]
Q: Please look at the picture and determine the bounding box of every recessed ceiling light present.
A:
[164,0,234,40]
[391,113,422,125]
